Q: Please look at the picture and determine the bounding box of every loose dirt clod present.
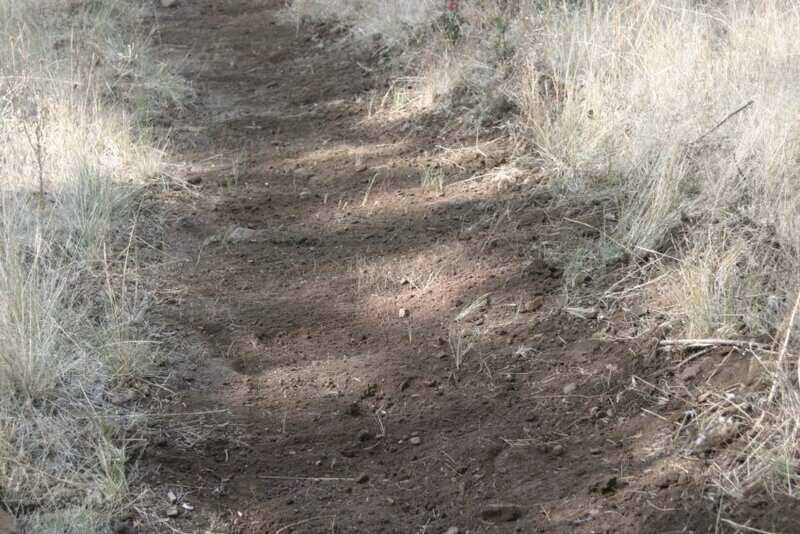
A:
[480,504,524,523]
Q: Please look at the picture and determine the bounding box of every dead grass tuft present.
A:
[0,0,184,529]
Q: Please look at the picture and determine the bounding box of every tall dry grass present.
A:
[284,0,800,504]
[0,0,182,530]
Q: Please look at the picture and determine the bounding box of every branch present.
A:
[688,100,754,145]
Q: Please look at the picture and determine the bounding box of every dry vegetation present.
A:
[0,0,181,531]
[287,0,800,511]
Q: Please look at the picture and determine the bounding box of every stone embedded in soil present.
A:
[398,308,409,318]
[552,444,565,456]
[167,490,177,504]
[166,507,179,517]
[565,306,598,319]
[161,0,177,7]
[444,528,460,534]
[410,436,422,445]
[563,383,577,395]
[108,388,138,405]
[228,226,262,242]
[591,476,622,496]
[480,503,524,523]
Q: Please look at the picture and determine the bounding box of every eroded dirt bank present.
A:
[138,1,769,532]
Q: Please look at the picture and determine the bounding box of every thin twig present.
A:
[673,347,712,370]
[719,518,777,534]
[660,338,768,350]
[275,516,336,534]
[688,100,754,145]
[258,475,356,482]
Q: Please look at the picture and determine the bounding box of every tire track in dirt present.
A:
[142,1,723,532]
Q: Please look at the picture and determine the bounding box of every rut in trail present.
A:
[144,1,723,532]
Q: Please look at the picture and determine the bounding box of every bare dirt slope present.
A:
[139,1,775,532]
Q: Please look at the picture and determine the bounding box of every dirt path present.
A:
[141,1,731,532]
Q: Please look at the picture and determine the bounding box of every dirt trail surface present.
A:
[141,1,755,532]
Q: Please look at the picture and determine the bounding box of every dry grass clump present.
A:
[516,0,800,499]
[287,0,518,117]
[0,0,182,530]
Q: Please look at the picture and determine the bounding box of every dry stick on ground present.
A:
[688,99,754,145]
[719,518,778,534]
[275,516,337,534]
[672,347,712,370]
[257,475,356,482]
[660,338,769,350]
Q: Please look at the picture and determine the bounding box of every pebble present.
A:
[445,528,460,534]
[161,0,177,6]
[563,383,577,395]
[166,507,179,517]
[398,308,409,318]
[409,436,422,445]
[552,444,564,456]
[228,226,261,242]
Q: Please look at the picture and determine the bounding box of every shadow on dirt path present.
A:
[137,1,742,533]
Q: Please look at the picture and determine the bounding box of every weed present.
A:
[449,324,478,372]
[420,166,445,196]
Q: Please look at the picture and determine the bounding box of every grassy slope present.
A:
[0,0,182,531]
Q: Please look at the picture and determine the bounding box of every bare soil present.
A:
[136,1,796,532]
